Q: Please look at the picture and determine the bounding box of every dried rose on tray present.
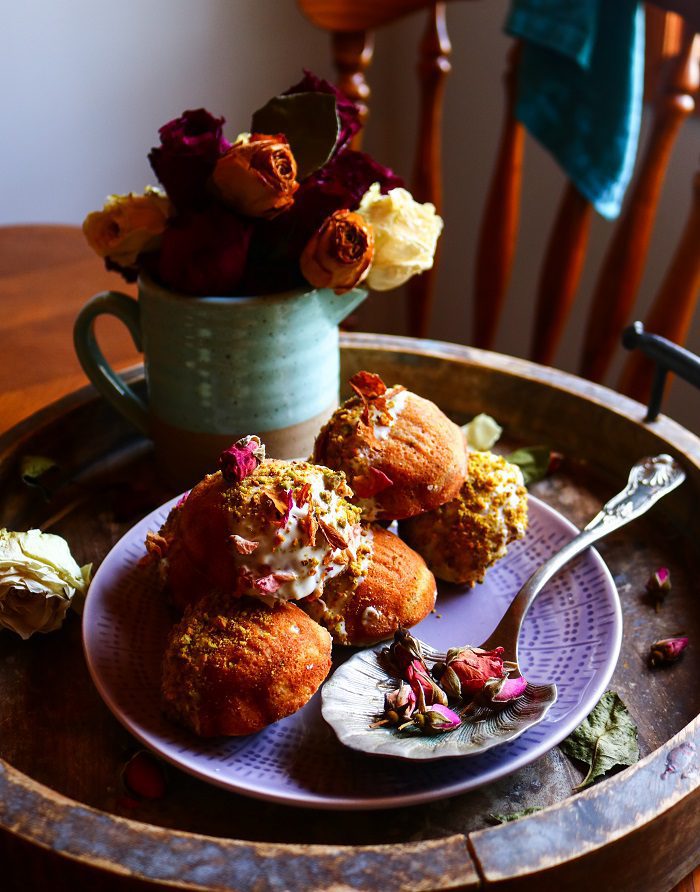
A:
[0,529,91,639]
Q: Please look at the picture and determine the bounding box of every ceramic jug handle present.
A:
[73,291,150,435]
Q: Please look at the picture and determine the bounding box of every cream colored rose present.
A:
[0,529,91,639]
[356,183,443,290]
[82,186,171,267]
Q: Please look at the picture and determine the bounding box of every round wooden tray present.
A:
[1,332,698,891]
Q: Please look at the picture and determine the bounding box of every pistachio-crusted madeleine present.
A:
[162,594,332,737]
[400,450,528,586]
[304,524,436,646]
[313,371,467,521]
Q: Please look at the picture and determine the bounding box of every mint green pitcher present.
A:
[73,275,367,486]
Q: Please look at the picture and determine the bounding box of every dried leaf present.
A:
[20,454,59,500]
[488,806,543,824]
[504,445,552,486]
[560,691,639,790]
[250,92,339,180]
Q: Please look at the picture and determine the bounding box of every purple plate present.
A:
[82,495,621,810]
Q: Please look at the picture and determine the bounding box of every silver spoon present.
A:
[321,454,686,760]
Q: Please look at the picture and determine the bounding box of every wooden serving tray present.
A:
[0,332,698,892]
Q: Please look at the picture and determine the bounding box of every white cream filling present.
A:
[369,387,409,440]
[230,471,360,603]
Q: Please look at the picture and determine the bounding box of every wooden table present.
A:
[0,224,699,892]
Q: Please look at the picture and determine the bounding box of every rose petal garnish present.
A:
[648,635,689,668]
[295,483,312,506]
[317,518,348,550]
[298,510,318,546]
[352,467,393,499]
[350,370,387,401]
[218,435,265,484]
[254,571,296,594]
[230,534,259,555]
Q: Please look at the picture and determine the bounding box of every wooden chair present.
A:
[297,0,700,407]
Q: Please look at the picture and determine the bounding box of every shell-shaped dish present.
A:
[321,641,558,760]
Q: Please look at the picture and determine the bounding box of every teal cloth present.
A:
[506,0,645,219]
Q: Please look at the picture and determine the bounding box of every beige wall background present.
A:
[3,0,698,433]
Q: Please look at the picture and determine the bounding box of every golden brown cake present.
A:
[312,371,467,521]
[304,523,437,646]
[400,450,528,586]
[161,595,332,737]
[146,453,362,613]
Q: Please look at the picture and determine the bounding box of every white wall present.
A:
[3,0,698,433]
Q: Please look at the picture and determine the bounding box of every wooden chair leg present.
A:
[529,184,593,367]
[473,42,524,350]
[578,30,700,383]
[618,164,700,404]
[407,2,451,338]
[331,29,375,147]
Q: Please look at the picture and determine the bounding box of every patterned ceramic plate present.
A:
[82,495,621,810]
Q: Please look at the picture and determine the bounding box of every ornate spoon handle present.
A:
[480,455,685,656]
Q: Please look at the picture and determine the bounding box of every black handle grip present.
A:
[621,322,700,421]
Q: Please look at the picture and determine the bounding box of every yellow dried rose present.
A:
[300,209,374,294]
[82,187,171,268]
[212,132,299,219]
[0,529,91,639]
[356,183,443,290]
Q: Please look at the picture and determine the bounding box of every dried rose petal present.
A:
[122,751,167,800]
[218,435,265,484]
[352,468,393,499]
[175,490,190,508]
[349,371,387,401]
[298,510,318,546]
[142,530,168,564]
[295,483,312,506]
[230,534,259,555]
[254,571,296,594]
[648,635,688,668]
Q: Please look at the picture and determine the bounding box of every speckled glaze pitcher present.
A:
[73,275,367,486]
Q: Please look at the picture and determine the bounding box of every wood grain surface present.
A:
[1,225,699,890]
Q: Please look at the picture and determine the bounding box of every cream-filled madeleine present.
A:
[313,371,467,521]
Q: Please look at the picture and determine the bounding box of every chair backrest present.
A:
[297,0,700,405]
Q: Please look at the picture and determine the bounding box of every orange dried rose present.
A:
[212,133,299,218]
[300,209,374,294]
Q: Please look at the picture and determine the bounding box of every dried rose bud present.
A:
[432,661,463,699]
[386,628,425,673]
[548,451,564,475]
[443,645,506,696]
[406,658,448,708]
[413,703,462,735]
[300,209,374,294]
[648,635,688,668]
[218,435,265,484]
[646,567,672,612]
[383,682,417,725]
[484,675,528,703]
[212,133,298,218]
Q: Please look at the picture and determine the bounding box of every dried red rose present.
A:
[212,133,299,219]
[122,751,167,800]
[300,209,373,294]
[435,646,508,698]
[218,435,265,484]
[155,206,252,295]
[352,468,393,499]
[148,108,230,210]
